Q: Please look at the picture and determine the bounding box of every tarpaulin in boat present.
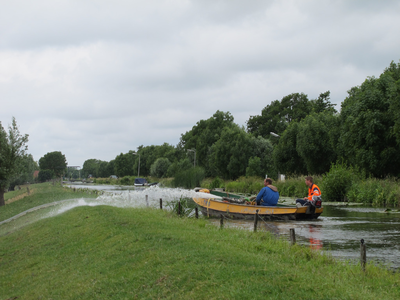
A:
[134,178,148,185]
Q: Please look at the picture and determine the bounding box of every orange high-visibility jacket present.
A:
[307,183,321,201]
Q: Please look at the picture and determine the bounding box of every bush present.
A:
[226,181,246,193]
[166,158,192,178]
[120,176,131,185]
[225,176,263,194]
[347,178,400,206]
[150,158,171,178]
[199,178,212,189]
[248,182,263,194]
[275,177,308,198]
[210,177,224,189]
[172,167,205,189]
[321,163,359,201]
[94,177,115,184]
[38,169,54,183]
[158,177,174,187]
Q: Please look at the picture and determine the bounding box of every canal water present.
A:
[1,184,399,269]
[211,205,400,269]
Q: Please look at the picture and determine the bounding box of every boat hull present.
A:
[193,196,322,220]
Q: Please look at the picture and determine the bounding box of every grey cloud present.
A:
[1,0,399,165]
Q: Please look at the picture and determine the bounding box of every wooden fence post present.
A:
[290,228,296,245]
[220,214,224,229]
[145,195,149,207]
[195,207,199,219]
[360,239,366,271]
[160,198,162,209]
[254,210,259,232]
[178,201,181,216]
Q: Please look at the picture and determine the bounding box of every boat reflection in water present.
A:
[308,225,323,250]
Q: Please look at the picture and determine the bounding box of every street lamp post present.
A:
[270,132,280,138]
[133,153,140,177]
[187,149,196,167]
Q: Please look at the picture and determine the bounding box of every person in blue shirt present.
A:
[256,178,279,206]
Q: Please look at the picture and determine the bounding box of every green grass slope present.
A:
[1,206,399,299]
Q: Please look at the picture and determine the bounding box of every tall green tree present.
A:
[98,161,111,178]
[133,143,182,177]
[249,135,276,178]
[280,92,312,123]
[339,61,400,177]
[0,117,29,206]
[311,91,337,114]
[39,151,67,178]
[67,166,80,179]
[9,154,38,189]
[247,93,312,138]
[247,99,287,138]
[38,169,54,182]
[166,158,192,177]
[114,151,135,177]
[106,160,116,176]
[272,122,307,175]
[179,110,235,175]
[386,61,400,146]
[150,158,171,178]
[82,159,101,178]
[247,91,336,139]
[211,125,253,179]
[246,157,262,177]
[296,112,339,174]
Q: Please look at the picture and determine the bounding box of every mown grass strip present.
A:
[1,206,399,299]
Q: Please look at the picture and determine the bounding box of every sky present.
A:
[1,0,399,167]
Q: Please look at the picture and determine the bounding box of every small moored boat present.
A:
[134,178,148,186]
[134,178,158,187]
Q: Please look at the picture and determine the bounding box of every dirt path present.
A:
[5,189,35,204]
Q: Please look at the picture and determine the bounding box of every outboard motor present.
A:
[305,196,322,214]
[311,196,322,208]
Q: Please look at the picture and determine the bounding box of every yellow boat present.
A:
[193,191,323,221]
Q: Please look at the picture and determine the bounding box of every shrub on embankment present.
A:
[1,205,400,299]
[346,178,400,206]
[320,163,358,202]
[199,165,400,207]
[320,163,400,206]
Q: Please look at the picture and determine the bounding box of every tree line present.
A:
[80,61,400,181]
[1,60,399,206]
[274,61,400,178]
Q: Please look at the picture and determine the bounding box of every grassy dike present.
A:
[0,182,98,222]
[1,205,400,299]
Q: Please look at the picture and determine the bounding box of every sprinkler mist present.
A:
[0,186,216,234]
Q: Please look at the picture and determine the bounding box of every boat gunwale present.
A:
[193,197,298,215]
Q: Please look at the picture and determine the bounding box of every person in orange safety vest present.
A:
[296,176,321,207]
